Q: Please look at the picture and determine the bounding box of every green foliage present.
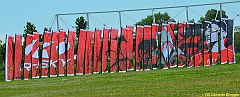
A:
[24,22,37,34]
[0,41,5,64]
[136,12,175,26]
[75,16,87,38]
[235,32,240,53]
[198,9,228,24]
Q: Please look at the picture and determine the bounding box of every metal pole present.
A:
[185,6,189,22]
[119,11,122,29]
[56,15,60,31]
[220,3,223,19]
[152,9,155,24]
[86,13,90,30]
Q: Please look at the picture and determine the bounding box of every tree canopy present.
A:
[24,22,37,34]
[75,16,87,38]
[198,9,228,24]
[136,12,175,25]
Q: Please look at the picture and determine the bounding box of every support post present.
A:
[56,15,60,31]
[86,13,90,30]
[119,11,122,29]
[185,6,189,22]
[152,9,155,24]
[219,3,223,19]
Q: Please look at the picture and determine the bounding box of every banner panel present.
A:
[151,24,159,69]
[24,34,33,80]
[14,34,22,80]
[76,30,86,75]
[119,28,128,72]
[135,26,143,71]
[167,23,177,68]
[126,26,134,71]
[66,31,76,76]
[6,35,14,81]
[32,32,40,78]
[41,32,51,77]
[58,31,66,76]
[203,21,211,66]
[177,23,186,67]
[85,31,94,74]
[50,32,59,77]
[192,23,203,67]
[102,28,110,73]
[109,29,118,73]
[93,29,102,74]
[143,25,151,70]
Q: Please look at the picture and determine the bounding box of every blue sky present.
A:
[1,0,239,42]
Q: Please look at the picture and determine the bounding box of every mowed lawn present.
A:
[0,64,239,97]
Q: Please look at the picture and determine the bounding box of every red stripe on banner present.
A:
[14,34,22,80]
[32,32,40,78]
[109,28,118,73]
[119,28,127,72]
[24,34,33,80]
[102,28,110,73]
[126,26,134,71]
[135,26,143,71]
[66,31,76,76]
[58,31,66,76]
[151,24,159,69]
[76,29,86,75]
[143,25,151,70]
[85,31,94,74]
[50,32,59,77]
[41,32,52,77]
[6,36,14,81]
[93,29,102,74]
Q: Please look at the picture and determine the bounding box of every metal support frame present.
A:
[119,11,122,29]
[186,6,189,22]
[152,9,155,24]
[86,13,90,30]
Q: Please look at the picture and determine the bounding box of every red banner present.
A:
[126,26,134,71]
[109,28,118,73]
[177,23,186,68]
[93,29,102,74]
[32,32,40,78]
[66,31,76,76]
[119,28,127,72]
[58,31,66,76]
[151,24,159,69]
[24,34,33,80]
[136,26,143,71]
[102,28,110,73]
[85,31,94,74]
[143,25,151,70]
[41,32,52,77]
[76,29,86,75]
[6,35,14,81]
[14,34,22,80]
[50,32,59,77]
[168,23,177,68]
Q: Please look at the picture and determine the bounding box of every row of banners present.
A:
[5,19,236,81]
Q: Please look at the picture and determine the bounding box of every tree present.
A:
[136,12,175,26]
[75,16,87,38]
[24,22,37,34]
[0,40,6,64]
[198,9,228,24]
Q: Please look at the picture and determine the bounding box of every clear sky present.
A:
[1,0,239,42]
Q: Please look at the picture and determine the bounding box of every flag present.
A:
[50,32,59,77]
[151,24,159,69]
[32,32,40,78]
[143,25,151,70]
[24,34,33,80]
[14,34,22,80]
[58,31,66,76]
[135,26,143,71]
[109,28,118,73]
[66,31,76,76]
[41,31,52,77]
[102,28,110,73]
[5,35,14,81]
[119,28,128,72]
[76,29,86,75]
[85,31,94,74]
[126,26,134,71]
[93,29,102,74]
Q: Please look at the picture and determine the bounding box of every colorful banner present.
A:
[126,26,134,71]
[192,23,203,67]
[24,34,33,80]
[5,35,14,81]
[210,20,219,65]
[14,34,22,80]
[160,24,170,69]
[93,29,102,74]
[177,23,186,67]
[66,31,76,76]
[85,31,94,74]
[136,26,143,71]
[76,29,86,75]
[151,24,159,69]
[203,21,211,66]
[143,25,151,70]
[102,28,110,73]
[109,28,118,73]
[167,23,177,68]
[41,31,52,77]
[226,19,235,64]
[58,31,66,76]
[220,19,228,64]
[185,23,194,67]
[119,28,128,72]
[32,32,40,78]
[50,32,59,77]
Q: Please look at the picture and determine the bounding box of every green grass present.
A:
[0,64,239,97]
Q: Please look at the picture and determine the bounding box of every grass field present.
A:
[0,63,239,97]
